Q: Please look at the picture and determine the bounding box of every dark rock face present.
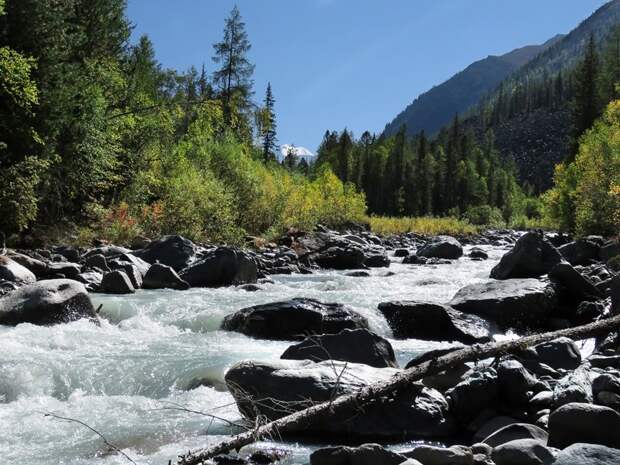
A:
[449,279,557,330]
[75,271,103,292]
[314,246,366,270]
[482,423,548,448]
[592,373,620,410]
[532,337,581,370]
[100,270,135,294]
[548,403,620,449]
[417,236,463,260]
[446,368,499,425]
[0,256,36,284]
[180,247,257,288]
[559,239,601,266]
[364,252,390,268]
[491,439,556,465]
[377,301,492,344]
[490,231,562,280]
[225,359,455,439]
[84,254,110,272]
[551,443,620,465]
[0,279,97,325]
[309,444,406,465]
[143,263,189,290]
[221,298,368,340]
[497,359,546,406]
[280,328,397,368]
[44,262,81,279]
[108,253,151,277]
[394,248,410,258]
[549,262,601,301]
[134,235,196,271]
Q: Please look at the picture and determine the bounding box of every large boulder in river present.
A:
[225,359,456,439]
[100,270,135,294]
[551,443,620,465]
[314,245,366,270]
[0,256,36,284]
[559,239,601,266]
[134,235,196,271]
[143,263,189,290]
[548,262,601,301]
[417,236,463,260]
[7,252,48,277]
[221,298,368,340]
[531,337,581,370]
[490,231,562,280]
[180,247,257,287]
[0,279,97,325]
[280,328,397,368]
[449,279,557,330]
[548,402,620,449]
[377,301,492,344]
[491,439,556,465]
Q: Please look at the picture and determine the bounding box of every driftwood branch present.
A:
[177,313,620,465]
[43,412,137,465]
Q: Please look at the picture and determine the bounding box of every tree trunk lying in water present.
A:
[177,314,620,465]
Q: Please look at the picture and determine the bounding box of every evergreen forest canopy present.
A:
[0,1,618,243]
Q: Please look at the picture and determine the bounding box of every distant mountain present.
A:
[474,0,620,191]
[278,144,316,163]
[383,35,563,138]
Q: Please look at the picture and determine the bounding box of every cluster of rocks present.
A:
[211,230,620,465]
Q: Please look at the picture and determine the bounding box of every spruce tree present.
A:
[212,6,255,124]
[261,82,277,162]
[570,34,600,159]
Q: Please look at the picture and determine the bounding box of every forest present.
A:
[0,0,618,245]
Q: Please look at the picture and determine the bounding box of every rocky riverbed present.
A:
[0,228,619,465]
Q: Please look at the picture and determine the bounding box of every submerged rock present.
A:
[180,247,257,287]
[0,279,96,325]
[490,231,562,280]
[449,279,557,330]
[280,328,398,368]
[225,359,455,439]
[378,301,492,343]
[221,298,368,340]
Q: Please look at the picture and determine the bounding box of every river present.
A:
[0,245,507,465]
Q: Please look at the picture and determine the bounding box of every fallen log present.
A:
[177,314,620,465]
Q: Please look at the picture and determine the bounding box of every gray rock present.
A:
[0,256,36,284]
[559,239,601,266]
[74,271,103,292]
[551,443,620,465]
[490,231,562,280]
[378,301,492,344]
[553,367,592,407]
[225,359,455,439]
[84,254,110,272]
[280,328,398,368]
[470,247,489,260]
[532,337,582,370]
[100,270,135,294]
[446,368,499,425]
[0,279,96,325]
[406,445,473,465]
[134,235,196,271]
[449,279,557,330]
[482,423,548,448]
[7,252,48,277]
[418,236,463,260]
[180,247,257,287]
[593,373,620,409]
[310,444,406,465]
[314,246,366,270]
[497,359,547,406]
[222,298,368,340]
[44,262,81,279]
[549,262,601,301]
[491,439,556,465]
[548,402,620,449]
[143,263,189,290]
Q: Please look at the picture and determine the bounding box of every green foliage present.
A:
[463,205,505,227]
[544,99,620,236]
[369,216,478,236]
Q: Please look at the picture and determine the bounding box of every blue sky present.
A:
[127,0,608,153]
